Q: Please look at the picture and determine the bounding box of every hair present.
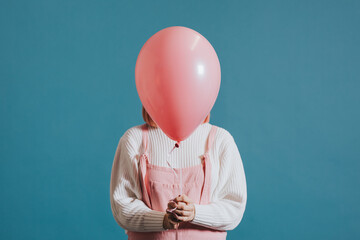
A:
[142,106,210,127]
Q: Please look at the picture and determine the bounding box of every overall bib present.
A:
[127,124,227,240]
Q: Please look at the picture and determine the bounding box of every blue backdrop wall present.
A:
[1,0,359,239]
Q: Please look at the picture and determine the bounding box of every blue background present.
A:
[1,0,359,239]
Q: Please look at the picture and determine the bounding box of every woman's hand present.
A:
[168,194,196,222]
[163,212,179,230]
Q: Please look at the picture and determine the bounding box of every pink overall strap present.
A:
[138,123,151,208]
[141,123,149,154]
[205,125,217,155]
[199,125,217,204]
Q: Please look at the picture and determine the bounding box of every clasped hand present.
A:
[163,194,195,230]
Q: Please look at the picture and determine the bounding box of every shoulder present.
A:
[211,124,239,154]
[209,125,244,169]
[121,124,143,141]
[118,124,145,153]
[212,125,235,144]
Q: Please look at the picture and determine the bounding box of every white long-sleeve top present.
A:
[110,122,247,232]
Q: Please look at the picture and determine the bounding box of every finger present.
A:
[175,215,192,222]
[175,202,192,211]
[172,222,179,230]
[173,195,183,203]
[167,201,177,210]
[174,194,193,204]
[173,194,188,202]
[169,217,180,225]
[174,209,192,216]
[168,221,178,230]
[169,213,181,222]
[181,195,193,204]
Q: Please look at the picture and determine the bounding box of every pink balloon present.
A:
[135,26,221,142]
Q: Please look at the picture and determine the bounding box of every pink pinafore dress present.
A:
[127,124,227,240]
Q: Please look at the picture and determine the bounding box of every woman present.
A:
[110,106,247,239]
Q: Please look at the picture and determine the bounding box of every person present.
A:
[110,106,247,240]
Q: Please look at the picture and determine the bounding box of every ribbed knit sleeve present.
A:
[110,128,166,232]
[191,131,247,231]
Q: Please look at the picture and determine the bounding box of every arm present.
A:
[191,133,247,231]
[110,129,166,232]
